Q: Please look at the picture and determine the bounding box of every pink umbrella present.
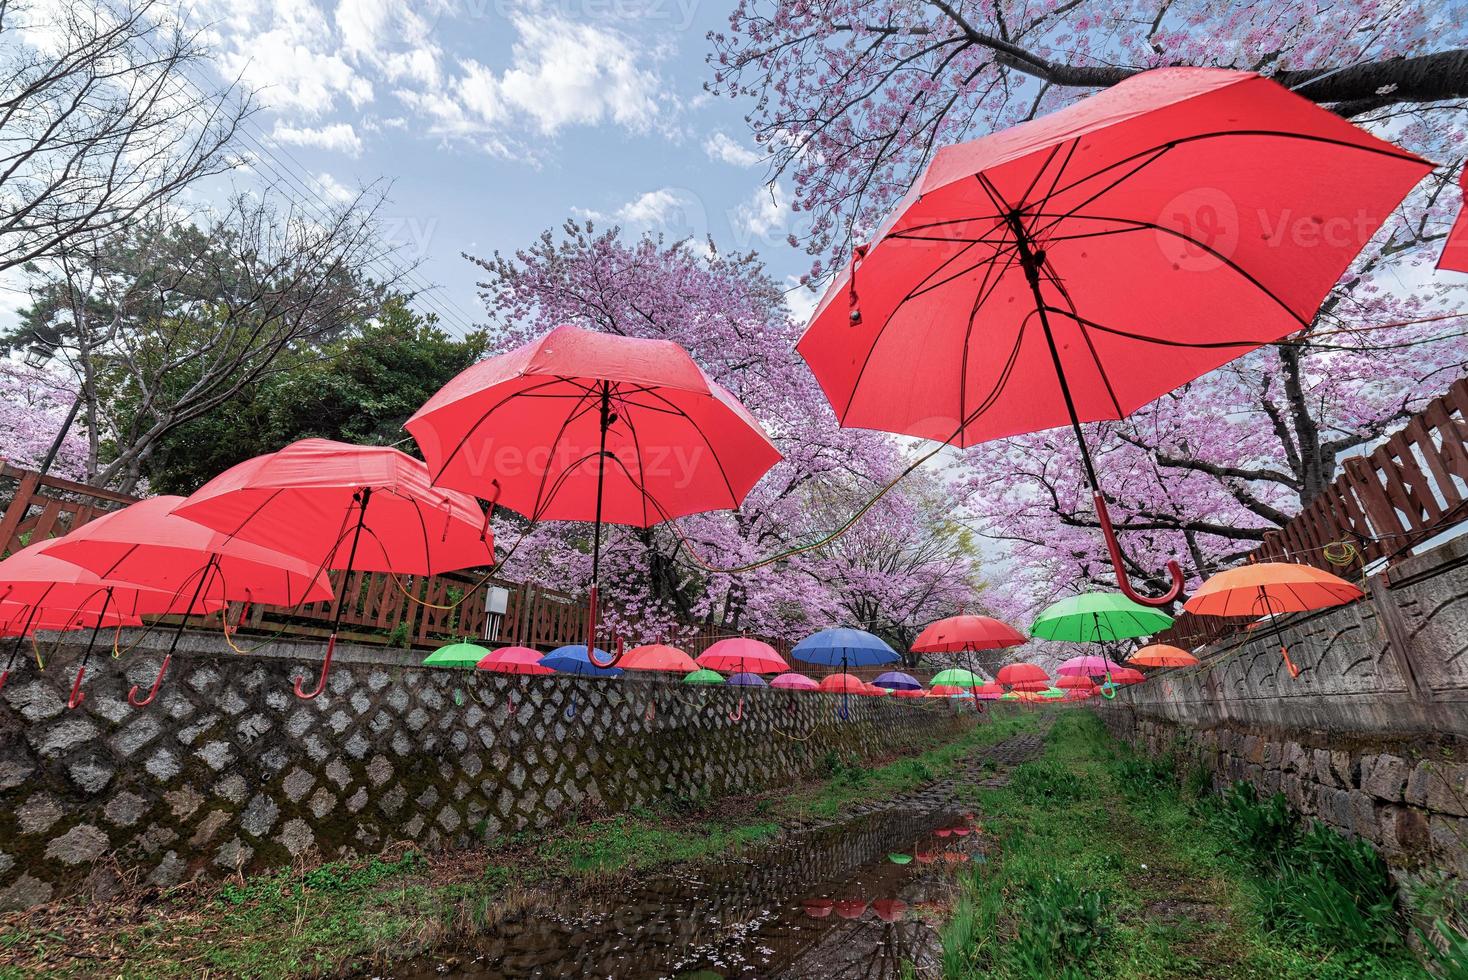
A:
[770,672,818,691]
[476,645,552,715]
[696,637,788,674]
[1056,655,1126,677]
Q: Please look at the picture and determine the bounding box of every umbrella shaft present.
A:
[590,382,612,590]
[168,555,217,656]
[330,488,373,635]
[1007,215,1102,493]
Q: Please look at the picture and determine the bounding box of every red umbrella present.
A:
[0,541,224,705]
[620,643,699,673]
[996,662,1048,688]
[173,439,495,699]
[42,495,334,708]
[1110,666,1147,685]
[797,67,1432,607]
[1128,643,1199,668]
[818,672,868,694]
[1439,169,1468,273]
[476,646,553,675]
[1055,674,1097,691]
[406,325,780,666]
[911,614,1025,653]
[695,637,788,674]
[1,603,140,635]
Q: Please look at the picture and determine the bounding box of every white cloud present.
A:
[730,183,790,244]
[310,171,355,204]
[617,189,684,225]
[576,188,708,239]
[272,121,364,156]
[704,131,760,167]
[785,276,819,324]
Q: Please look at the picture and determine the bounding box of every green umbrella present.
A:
[683,668,725,685]
[888,853,913,865]
[1030,593,1173,643]
[931,667,982,688]
[423,642,491,668]
[1000,691,1020,701]
[1040,688,1066,699]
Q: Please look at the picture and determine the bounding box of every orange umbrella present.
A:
[818,672,868,695]
[1128,643,1199,668]
[1184,562,1363,678]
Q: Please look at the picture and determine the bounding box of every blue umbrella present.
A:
[793,628,898,719]
[873,670,921,691]
[541,645,624,677]
[727,672,767,687]
[792,628,899,668]
[541,645,622,719]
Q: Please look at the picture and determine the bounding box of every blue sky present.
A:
[184,0,812,338]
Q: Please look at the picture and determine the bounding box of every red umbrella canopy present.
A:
[1055,674,1098,690]
[406,325,782,526]
[1438,169,1468,273]
[1183,562,1363,617]
[818,672,868,694]
[43,496,333,607]
[798,68,1430,449]
[0,602,140,635]
[911,614,1025,653]
[619,643,699,673]
[796,67,1430,607]
[476,646,554,675]
[1110,666,1147,685]
[996,662,1049,687]
[696,637,789,674]
[0,541,225,618]
[172,439,493,576]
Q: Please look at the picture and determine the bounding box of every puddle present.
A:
[383,807,982,979]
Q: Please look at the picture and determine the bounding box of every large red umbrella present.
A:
[695,637,789,674]
[173,439,495,698]
[42,495,334,707]
[0,541,224,706]
[406,325,780,665]
[911,614,1025,653]
[797,67,1432,607]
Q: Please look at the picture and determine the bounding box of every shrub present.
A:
[1210,781,1296,861]
[1010,760,1084,805]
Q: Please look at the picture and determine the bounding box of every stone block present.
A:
[1405,762,1468,817]
[1362,754,1409,802]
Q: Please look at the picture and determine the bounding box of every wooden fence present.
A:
[1156,376,1468,649]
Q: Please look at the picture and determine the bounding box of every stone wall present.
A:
[1100,535,1468,882]
[0,636,970,910]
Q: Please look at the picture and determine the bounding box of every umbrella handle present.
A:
[645,700,656,722]
[293,635,336,700]
[728,694,744,723]
[0,668,7,694]
[128,654,172,708]
[837,699,850,722]
[1095,493,1185,608]
[67,664,88,710]
[507,693,517,715]
[1280,645,1301,679]
[565,698,578,720]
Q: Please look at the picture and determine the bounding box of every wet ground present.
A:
[384,731,1045,980]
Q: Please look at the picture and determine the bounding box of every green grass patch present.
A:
[941,712,1439,980]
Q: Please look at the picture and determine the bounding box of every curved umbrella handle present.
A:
[128,654,172,708]
[0,668,10,694]
[644,700,656,722]
[837,698,850,722]
[67,664,88,710]
[728,694,744,724]
[1280,645,1302,679]
[293,635,337,700]
[565,697,579,720]
[507,693,517,715]
[1095,493,1184,608]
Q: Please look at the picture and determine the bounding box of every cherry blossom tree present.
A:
[468,221,984,645]
[709,0,1468,622]
[0,359,88,482]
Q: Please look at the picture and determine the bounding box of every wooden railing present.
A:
[1156,375,1468,650]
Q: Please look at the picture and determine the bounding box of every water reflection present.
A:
[387,808,984,979]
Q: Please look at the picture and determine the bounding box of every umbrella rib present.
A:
[904,238,1022,302]
[1027,214,1311,327]
[525,387,603,521]
[429,376,578,482]
[1037,263,1127,418]
[641,388,744,513]
[609,385,654,527]
[1025,146,1174,243]
[1041,304,1293,350]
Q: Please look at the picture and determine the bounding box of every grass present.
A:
[940,711,1439,980]
[1,708,1037,979]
